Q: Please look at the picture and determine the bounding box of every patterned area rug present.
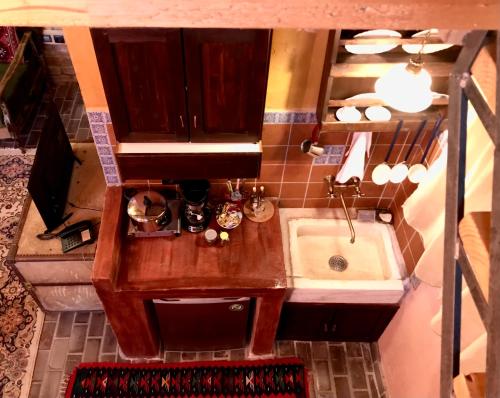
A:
[0,154,40,398]
[66,359,308,398]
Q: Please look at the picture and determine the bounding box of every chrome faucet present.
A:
[324,175,364,244]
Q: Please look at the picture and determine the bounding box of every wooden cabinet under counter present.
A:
[92,187,286,357]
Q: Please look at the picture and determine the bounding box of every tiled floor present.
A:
[0,81,92,150]
[30,311,388,398]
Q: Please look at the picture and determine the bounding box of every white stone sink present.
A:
[280,208,407,304]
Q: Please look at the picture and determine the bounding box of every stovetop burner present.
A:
[127,199,182,238]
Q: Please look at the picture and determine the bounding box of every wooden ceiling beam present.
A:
[0,0,498,29]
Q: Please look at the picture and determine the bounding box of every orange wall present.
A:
[64,26,108,110]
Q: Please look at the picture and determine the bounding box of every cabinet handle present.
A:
[179,115,184,128]
[323,323,328,333]
[229,303,244,312]
[194,115,197,129]
[331,324,337,333]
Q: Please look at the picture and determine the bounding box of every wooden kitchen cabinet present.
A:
[277,302,399,342]
[91,29,188,143]
[184,29,271,143]
[92,28,271,144]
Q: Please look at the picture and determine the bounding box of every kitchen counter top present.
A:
[117,210,286,291]
[92,186,286,357]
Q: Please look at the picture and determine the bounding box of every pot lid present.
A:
[127,191,166,222]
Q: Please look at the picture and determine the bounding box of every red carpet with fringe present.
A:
[66,358,308,398]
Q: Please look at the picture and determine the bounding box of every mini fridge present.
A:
[153,297,252,351]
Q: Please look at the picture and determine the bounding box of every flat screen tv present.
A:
[28,104,74,231]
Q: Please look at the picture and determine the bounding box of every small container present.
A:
[204,228,218,245]
[219,231,230,246]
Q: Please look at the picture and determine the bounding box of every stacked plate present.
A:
[345,30,401,54]
[335,93,392,122]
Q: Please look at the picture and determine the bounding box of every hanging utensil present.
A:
[389,119,428,183]
[408,115,444,183]
[371,120,404,185]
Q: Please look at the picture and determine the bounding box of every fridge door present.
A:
[153,297,252,351]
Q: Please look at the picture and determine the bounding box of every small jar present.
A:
[219,231,230,246]
[204,228,218,245]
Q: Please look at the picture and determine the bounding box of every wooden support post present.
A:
[250,291,285,356]
[440,31,488,398]
[485,30,500,398]
[441,75,467,397]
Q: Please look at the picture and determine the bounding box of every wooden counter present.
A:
[93,186,286,357]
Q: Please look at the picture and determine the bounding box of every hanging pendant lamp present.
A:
[375,32,433,113]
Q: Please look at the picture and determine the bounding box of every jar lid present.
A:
[204,228,218,242]
[127,191,166,222]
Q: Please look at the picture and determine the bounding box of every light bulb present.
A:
[375,63,433,113]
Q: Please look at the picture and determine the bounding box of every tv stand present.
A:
[6,143,106,311]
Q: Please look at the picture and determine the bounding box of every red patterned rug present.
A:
[66,358,308,398]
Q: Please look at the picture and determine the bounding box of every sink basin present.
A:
[289,219,399,281]
[280,208,407,304]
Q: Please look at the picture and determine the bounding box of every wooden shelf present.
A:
[330,62,453,78]
[339,37,450,46]
[321,118,448,133]
[328,97,448,108]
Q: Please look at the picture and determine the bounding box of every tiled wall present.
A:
[87,111,121,186]
[389,136,443,275]
[210,120,434,212]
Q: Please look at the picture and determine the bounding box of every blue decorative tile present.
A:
[292,112,309,123]
[103,166,117,175]
[306,113,318,124]
[328,145,346,156]
[275,113,293,123]
[264,112,318,125]
[87,112,104,124]
[90,123,106,136]
[104,112,112,123]
[313,156,328,165]
[327,155,343,165]
[263,113,277,124]
[97,146,112,156]
[93,135,109,145]
[99,156,115,165]
[106,175,120,185]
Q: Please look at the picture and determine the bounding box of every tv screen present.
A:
[28,104,74,231]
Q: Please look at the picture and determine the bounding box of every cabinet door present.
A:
[154,298,251,351]
[277,302,399,342]
[184,29,271,143]
[91,28,188,142]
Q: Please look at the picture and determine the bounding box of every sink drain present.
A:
[329,255,348,272]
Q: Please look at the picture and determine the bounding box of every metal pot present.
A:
[127,191,171,232]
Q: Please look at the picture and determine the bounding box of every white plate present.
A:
[336,106,362,122]
[432,91,449,99]
[345,30,402,55]
[402,29,454,54]
[365,106,391,121]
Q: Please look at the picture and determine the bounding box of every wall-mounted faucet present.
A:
[324,175,364,244]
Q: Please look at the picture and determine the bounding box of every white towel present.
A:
[335,132,372,183]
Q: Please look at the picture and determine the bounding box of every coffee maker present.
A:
[179,180,211,233]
